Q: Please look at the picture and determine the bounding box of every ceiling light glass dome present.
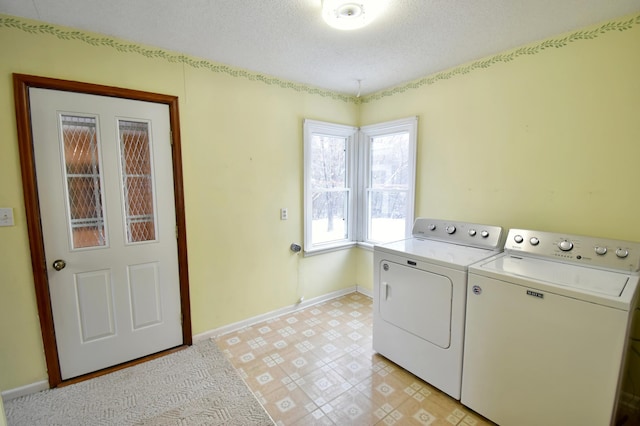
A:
[322,0,389,31]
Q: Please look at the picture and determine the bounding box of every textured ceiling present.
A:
[1,0,639,95]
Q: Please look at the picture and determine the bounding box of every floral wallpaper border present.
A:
[0,14,355,103]
[361,13,640,103]
[1,13,639,104]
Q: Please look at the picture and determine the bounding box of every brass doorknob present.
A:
[52,259,66,271]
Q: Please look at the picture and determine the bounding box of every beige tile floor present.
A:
[216,292,494,425]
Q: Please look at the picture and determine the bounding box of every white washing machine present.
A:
[373,218,504,399]
[462,228,640,426]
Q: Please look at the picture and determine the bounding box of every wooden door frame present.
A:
[12,73,192,387]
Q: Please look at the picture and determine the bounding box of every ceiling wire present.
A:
[31,0,41,19]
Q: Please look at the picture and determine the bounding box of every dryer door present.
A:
[379,260,453,348]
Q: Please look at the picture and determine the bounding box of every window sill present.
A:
[356,242,374,251]
[303,240,392,256]
[303,242,356,257]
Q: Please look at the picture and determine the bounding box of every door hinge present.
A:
[170,130,174,145]
[176,225,179,239]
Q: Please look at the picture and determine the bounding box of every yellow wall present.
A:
[359,15,640,241]
[355,15,640,398]
[0,16,358,391]
[1,13,640,393]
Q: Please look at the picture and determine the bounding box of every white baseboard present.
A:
[194,286,370,342]
[3,286,372,400]
[2,380,49,402]
[356,284,372,298]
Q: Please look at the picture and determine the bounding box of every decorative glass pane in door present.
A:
[119,120,157,243]
[61,115,107,249]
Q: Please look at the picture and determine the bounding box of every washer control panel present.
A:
[412,218,504,249]
[505,228,640,272]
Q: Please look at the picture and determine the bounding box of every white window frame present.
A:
[357,117,418,247]
[303,117,417,255]
[303,119,358,254]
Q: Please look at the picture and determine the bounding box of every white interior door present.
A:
[29,88,183,380]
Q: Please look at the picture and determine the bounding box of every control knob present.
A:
[616,248,629,259]
[446,225,456,234]
[468,229,477,236]
[514,235,524,244]
[595,246,607,256]
[530,237,540,246]
[481,230,490,238]
[558,240,574,251]
[428,224,436,231]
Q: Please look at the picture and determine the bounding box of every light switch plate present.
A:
[0,208,14,226]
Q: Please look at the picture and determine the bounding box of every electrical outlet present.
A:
[280,208,288,220]
[0,208,14,226]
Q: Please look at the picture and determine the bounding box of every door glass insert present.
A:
[119,120,157,243]
[61,115,107,249]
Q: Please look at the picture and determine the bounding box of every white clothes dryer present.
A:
[373,218,504,400]
[462,228,640,426]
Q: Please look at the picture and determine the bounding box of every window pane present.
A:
[368,190,407,243]
[311,190,348,244]
[61,115,107,249]
[370,132,410,188]
[311,135,346,188]
[368,131,411,243]
[119,120,156,243]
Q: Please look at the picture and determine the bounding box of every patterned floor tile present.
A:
[216,292,495,426]
[295,364,353,407]
[257,383,316,425]
[355,370,415,419]
[383,393,493,426]
[290,408,335,425]
[321,387,379,425]
[277,344,326,378]
[326,351,376,386]
[241,355,291,396]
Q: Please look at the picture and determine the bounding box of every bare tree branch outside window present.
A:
[311,135,348,243]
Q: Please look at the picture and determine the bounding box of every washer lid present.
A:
[475,255,631,297]
[375,238,498,270]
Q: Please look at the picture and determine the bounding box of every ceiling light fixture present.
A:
[321,0,388,31]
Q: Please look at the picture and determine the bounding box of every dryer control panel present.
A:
[412,218,504,250]
[505,228,640,272]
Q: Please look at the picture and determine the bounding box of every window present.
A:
[303,120,357,253]
[359,117,417,245]
[304,117,417,254]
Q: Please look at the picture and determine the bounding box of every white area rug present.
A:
[4,339,274,425]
